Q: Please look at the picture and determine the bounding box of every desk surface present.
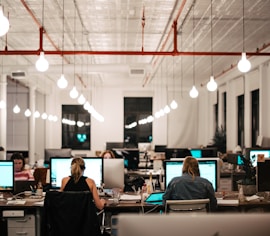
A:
[1,191,270,212]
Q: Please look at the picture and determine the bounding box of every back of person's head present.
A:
[70,157,85,183]
[182,156,200,179]
[101,150,115,159]
[11,152,25,170]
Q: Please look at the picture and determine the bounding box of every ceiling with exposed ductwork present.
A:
[1,0,270,95]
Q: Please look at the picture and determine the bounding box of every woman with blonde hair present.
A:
[60,157,105,210]
[163,156,217,211]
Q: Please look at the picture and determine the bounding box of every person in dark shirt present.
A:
[163,156,217,211]
[60,156,105,210]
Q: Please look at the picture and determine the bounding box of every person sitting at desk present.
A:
[60,156,106,210]
[100,150,115,159]
[11,152,35,181]
[163,156,217,211]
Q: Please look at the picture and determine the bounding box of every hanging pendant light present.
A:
[24,108,31,117]
[57,0,68,88]
[170,57,178,109]
[207,0,217,92]
[70,86,78,99]
[13,81,20,114]
[0,5,9,37]
[34,110,40,118]
[36,51,49,72]
[36,0,49,72]
[189,3,199,99]
[238,0,251,73]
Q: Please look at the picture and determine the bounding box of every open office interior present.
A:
[0,2,270,235]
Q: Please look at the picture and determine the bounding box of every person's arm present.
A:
[86,178,106,210]
[60,177,70,191]
[27,170,35,181]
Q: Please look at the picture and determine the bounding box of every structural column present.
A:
[28,85,36,165]
[0,74,7,159]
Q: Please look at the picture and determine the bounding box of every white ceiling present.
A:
[1,0,270,95]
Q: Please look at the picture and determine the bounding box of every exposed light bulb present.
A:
[78,94,86,104]
[41,112,48,119]
[35,52,49,72]
[207,75,218,92]
[69,86,78,99]
[0,100,6,109]
[189,85,199,98]
[170,100,178,109]
[13,104,20,114]
[164,105,171,114]
[0,6,9,37]
[24,109,31,117]
[83,101,90,110]
[238,52,251,73]
[34,111,40,118]
[155,111,161,119]
[57,74,68,89]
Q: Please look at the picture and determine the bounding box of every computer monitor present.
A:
[112,148,140,170]
[0,160,14,192]
[245,148,270,167]
[190,149,202,158]
[165,148,192,160]
[103,159,125,189]
[106,142,124,150]
[154,145,167,153]
[257,158,270,192]
[226,153,245,165]
[201,147,218,157]
[44,148,72,165]
[50,157,103,189]
[164,158,220,191]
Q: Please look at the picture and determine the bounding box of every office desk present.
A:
[0,198,43,236]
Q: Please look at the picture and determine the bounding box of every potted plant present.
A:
[212,126,226,154]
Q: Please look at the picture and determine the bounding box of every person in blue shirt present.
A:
[163,156,217,211]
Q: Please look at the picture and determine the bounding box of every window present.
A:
[238,95,244,147]
[62,105,90,150]
[124,97,152,148]
[251,89,259,147]
[223,92,227,131]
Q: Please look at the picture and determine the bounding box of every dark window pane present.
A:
[62,105,91,150]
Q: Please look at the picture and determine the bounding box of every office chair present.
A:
[44,191,102,236]
[165,199,210,214]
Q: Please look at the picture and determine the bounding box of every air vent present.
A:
[11,71,26,79]
[129,68,145,76]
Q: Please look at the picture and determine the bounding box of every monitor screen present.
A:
[44,148,72,165]
[164,158,219,191]
[106,142,124,150]
[112,149,140,170]
[201,147,218,157]
[245,148,270,167]
[103,159,125,189]
[190,149,202,158]
[0,160,14,192]
[257,158,270,192]
[165,148,192,160]
[154,145,167,153]
[50,157,103,189]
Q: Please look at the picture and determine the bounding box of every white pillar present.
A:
[29,86,36,165]
[0,74,7,159]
